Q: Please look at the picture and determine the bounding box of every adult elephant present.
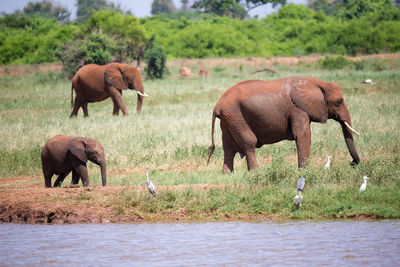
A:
[41,135,107,187]
[70,63,149,117]
[207,76,360,173]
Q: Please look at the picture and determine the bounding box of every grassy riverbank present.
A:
[0,55,399,222]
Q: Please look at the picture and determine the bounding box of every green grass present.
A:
[1,56,400,220]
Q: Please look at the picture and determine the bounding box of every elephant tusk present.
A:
[137,91,150,97]
[344,121,360,136]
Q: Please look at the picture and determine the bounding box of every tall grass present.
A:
[1,57,399,219]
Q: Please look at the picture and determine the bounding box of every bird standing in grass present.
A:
[293,177,305,207]
[324,156,332,170]
[363,79,373,84]
[146,167,156,197]
[359,176,368,192]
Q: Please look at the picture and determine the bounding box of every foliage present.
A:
[181,0,191,12]
[144,37,167,79]
[151,0,178,15]
[192,0,287,17]
[57,33,112,78]
[84,10,149,62]
[192,0,248,19]
[308,0,400,21]
[21,0,71,23]
[1,2,400,63]
[245,0,287,10]
[0,15,79,64]
[141,3,400,58]
[76,0,125,23]
[307,0,340,16]
[335,0,395,20]
[319,56,351,70]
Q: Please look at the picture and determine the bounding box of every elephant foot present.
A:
[222,166,233,174]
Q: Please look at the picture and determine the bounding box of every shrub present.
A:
[319,56,351,70]
[58,33,112,78]
[85,10,149,62]
[353,59,389,71]
[144,37,167,79]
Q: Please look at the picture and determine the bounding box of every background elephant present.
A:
[207,76,360,173]
[70,62,148,117]
[41,135,107,187]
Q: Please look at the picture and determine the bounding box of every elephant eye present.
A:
[334,99,343,106]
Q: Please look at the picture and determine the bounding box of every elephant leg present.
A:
[53,171,71,187]
[73,163,90,187]
[245,149,258,171]
[109,87,128,116]
[221,127,238,173]
[112,95,120,116]
[222,147,235,174]
[70,96,81,118]
[228,121,258,172]
[290,109,311,168]
[44,171,54,188]
[82,102,89,117]
[71,170,80,185]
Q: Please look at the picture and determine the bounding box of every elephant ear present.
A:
[104,64,128,90]
[290,78,328,123]
[68,138,88,163]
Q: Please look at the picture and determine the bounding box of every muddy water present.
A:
[0,220,399,266]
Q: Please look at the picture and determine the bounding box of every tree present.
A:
[244,0,286,11]
[181,0,191,11]
[192,0,247,18]
[76,0,123,23]
[307,0,339,15]
[58,33,112,78]
[21,0,71,23]
[144,36,167,79]
[151,0,178,14]
[335,0,395,20]
[84,10,149,62]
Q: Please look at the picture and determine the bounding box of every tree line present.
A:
[1,0,399,74]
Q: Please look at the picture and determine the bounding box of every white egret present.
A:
[363,79,373,84]
[293,193,302,207]
[297,177,305,192]
[359,176,368,192]
[294,177,305,207]
[146,167,156,197]
[324,156,332,170]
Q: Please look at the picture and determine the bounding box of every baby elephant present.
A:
[41,135,107,188]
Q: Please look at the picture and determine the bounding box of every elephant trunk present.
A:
[340,120,360,165]
[100,162,107,186]
[137,94,143,114]
[134,80,147,114]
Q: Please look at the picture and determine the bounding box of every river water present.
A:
[0,220,399,266]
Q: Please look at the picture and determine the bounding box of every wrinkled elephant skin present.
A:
[41,135,107,187]
[208,76,360,173]
[70,62,146,117]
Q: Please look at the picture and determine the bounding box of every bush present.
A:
[81,34,112,65]
[85,10,149,62]
[319,56,351,70]
[58,33,112,78]
[1,4,400,64]
[144,37,167,79]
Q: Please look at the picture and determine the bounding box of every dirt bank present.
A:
[0,176,253,224]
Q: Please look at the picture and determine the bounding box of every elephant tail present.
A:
[207,108,219,165]
[70,84,74,109]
